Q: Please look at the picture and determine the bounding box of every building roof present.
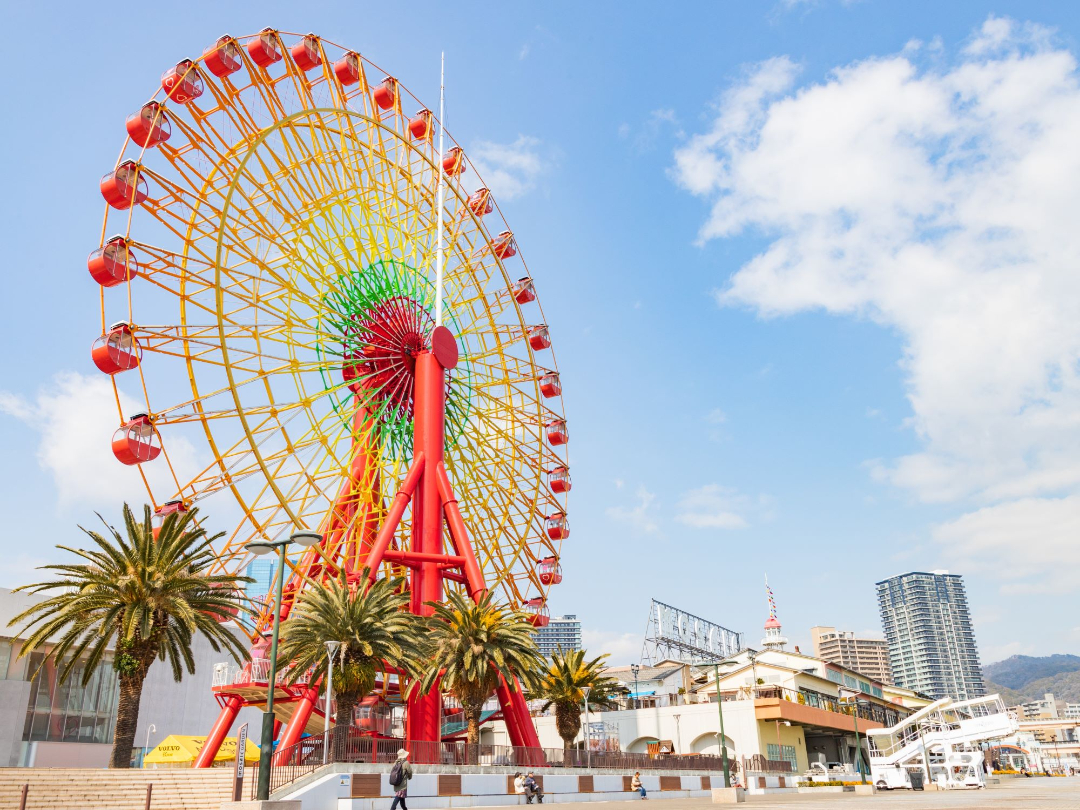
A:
[604,662,685,682]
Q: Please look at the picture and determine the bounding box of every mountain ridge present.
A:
[983,654,1080,704]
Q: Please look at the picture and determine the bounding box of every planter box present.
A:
[710,787,746,804]
[853,785,875,795]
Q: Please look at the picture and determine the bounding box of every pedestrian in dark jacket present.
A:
[390,749,413,810]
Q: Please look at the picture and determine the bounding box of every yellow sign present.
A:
[143,735,260,765]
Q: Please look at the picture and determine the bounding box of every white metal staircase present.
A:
[867,694,1017,790]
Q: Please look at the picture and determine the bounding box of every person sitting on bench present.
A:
[524,773,543,803]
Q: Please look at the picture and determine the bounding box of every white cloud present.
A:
[0,371,201,508]
[467,135,549,201]
[518,44,530,61]
[933,496,1080,593]
[675,484,750,529]
[606,485,659,534]
[582,629,640,664]
[672,16,1080,589]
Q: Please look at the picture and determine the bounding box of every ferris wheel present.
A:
[89,28,569,756]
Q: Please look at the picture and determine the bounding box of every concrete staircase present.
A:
[0,768,253,810]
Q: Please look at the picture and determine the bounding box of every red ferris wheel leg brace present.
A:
[195,333,542,768]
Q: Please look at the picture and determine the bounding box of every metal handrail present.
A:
[262,729,737,797]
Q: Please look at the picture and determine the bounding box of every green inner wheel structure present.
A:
[316,259,472,459]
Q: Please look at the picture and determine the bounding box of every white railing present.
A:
[212,659,318,689]
[868,694,1017,765]
[212,662,235,688]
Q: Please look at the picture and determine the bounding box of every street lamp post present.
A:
[144,723,156,764]
[712,661,735,788]
[839,688,867,785]
[630,664,641,710]
[582,686,592,770]
[323,640,342,764]
[246,531,321,802]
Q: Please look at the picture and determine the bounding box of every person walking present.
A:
[631,771,647,799]
[389,748,413,810]
[523,772,543,804]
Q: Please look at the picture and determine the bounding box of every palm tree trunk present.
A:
[464,704,482,765]
[110,671,145,768]
[333,691,359,763]
[562,736,571,767]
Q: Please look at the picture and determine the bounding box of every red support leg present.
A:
[193,695,242,768]
[407,352,446,753]
[273,685,321,765]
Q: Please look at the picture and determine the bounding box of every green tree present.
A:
[532,649,623,759]
[275,573,426,757]
[9,504,250,768]
[420,591,543,753]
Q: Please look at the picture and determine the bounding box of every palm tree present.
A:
[532,649,624,760]
[420,591,544,753]
[9,504,250,768]
[275,573,426,758]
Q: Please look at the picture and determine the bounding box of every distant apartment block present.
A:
[810,626,893,685]
[876,570,985,701]
[536,614,582,658]
[1018,693,1080,721]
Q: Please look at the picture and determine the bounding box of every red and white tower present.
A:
[761,575,789,651]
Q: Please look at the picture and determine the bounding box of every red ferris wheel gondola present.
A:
[202,35,243,77]
[125,102,171,148]
[290,34,322,71]
[513,277,536,304]
[111,414,161,466]
[537,556,563,586]
[91,323,141,375]
[523,597,550,627]
[87,236,137,287]
[548,466,571,494]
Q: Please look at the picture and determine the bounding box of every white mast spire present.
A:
[435,52,446,327]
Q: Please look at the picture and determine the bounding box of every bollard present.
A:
[144,782,153,810]
[19,784,28,810]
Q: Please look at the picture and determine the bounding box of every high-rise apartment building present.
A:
[876,570,984,700]
[810,626,893,685]
[535,614,582,658]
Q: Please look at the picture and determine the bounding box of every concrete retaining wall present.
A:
[279,768,717,810]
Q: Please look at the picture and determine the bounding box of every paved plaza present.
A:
[542,779,1079,810]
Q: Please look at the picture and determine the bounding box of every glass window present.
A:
[29,711,50,740]
[766,744,798,770]
[22,649,120,744]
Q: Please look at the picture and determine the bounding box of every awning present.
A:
[143,735,260,765]
[629,691,656,698]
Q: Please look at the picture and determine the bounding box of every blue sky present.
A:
[2,0,1079,668]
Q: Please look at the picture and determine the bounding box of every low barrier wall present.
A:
[279,768,719,809]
